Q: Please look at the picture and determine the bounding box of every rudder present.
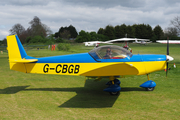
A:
[6,35,37,73]
[7,35,27,60]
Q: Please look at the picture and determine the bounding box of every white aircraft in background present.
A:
[84,38,151,47]
[105,38,151,49]
[156,40,180,44]
[105,38,150,43]
[84,41,112,46]
[133,39,152,45]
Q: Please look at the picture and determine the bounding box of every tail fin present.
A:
[7,35,37,72]
[7,35,27,60]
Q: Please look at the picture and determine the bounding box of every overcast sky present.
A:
[0,0,180,40]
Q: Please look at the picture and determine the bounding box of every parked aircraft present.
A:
[84,41,112,46]
[156,40,180,44]
[133,39,152,45]
[6,35,173,95]
[105,38,150,43]
[84,38,151,47]
[105,38,151,50]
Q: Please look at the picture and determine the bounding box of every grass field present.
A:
[0,43,180,120]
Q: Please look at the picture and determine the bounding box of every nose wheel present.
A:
[145,87,155,91]
[140,74,156,91]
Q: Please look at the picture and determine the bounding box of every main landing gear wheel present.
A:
[146,87,155,91]
[109,91,120,95]
[104,79,121,95]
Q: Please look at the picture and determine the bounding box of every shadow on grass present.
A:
[0,80,145,108]
[0,86,30,94]
[121,87,145,92]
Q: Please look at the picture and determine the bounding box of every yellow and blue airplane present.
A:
[6,35,174,95]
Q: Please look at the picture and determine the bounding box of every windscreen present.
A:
[89,45,133,60]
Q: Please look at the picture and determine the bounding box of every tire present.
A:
[109,91,120,95]
[146,87,155,91]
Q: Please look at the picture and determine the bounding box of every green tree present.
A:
[60,30,71,39]
[25,36,32,43]
[164,27,178,39]
[104,25,115,40]
[133,24,153,39]
[153,25,163,41]
[57,25,78,39]
[90,32,97,41]
[57,43,70,51]
[75,30,91,43]
[1,38,7,46]
[9,23,27,44]
[9,23,25,36]
[126,25,135,38]
[146,24,153,39]
[28,16,52,38]
[89,31,108,41]
[97,28,104,34]
[115,24,127,38]
[29,36,45,43]
[54,32,59,38]
[68,25,78,38]
[56,38,64,43]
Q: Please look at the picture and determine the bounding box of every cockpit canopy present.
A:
[89,45,133,60]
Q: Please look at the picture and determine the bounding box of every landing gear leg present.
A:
[140,74,156,91]
[104,76,121,95]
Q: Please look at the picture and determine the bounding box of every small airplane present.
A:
[156,40,180,44]
[6,35,174,95]
[105,38,151,51]
[84,38,150,47]
[133,39,152,45]
[84,41,112,46]
[105,38,150,43]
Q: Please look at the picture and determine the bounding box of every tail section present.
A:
[7,35,27,60]
[7,35,37,72]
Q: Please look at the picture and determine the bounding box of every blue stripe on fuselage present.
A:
[141,54,166,61]
[25,53,166,63]
[35,53,96,63]
[97,54,166,62]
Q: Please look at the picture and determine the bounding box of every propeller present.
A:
[166,37,169,77]
[165,37,174,77]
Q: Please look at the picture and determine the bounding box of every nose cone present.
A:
[166,55,174,61]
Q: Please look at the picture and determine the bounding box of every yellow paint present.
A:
[109,76,115,84]
[144,61,166,74]
[7,35,22,60]
[147,74,150,80]
[9,62,27,73]
[9,61,166,77]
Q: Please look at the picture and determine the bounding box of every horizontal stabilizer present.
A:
[10,59,38,63]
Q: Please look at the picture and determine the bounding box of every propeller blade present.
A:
[166,37,169,77]
[167,37,169,55]
[166,62,168,77]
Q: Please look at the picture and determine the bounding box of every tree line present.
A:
[1,16,180,46]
